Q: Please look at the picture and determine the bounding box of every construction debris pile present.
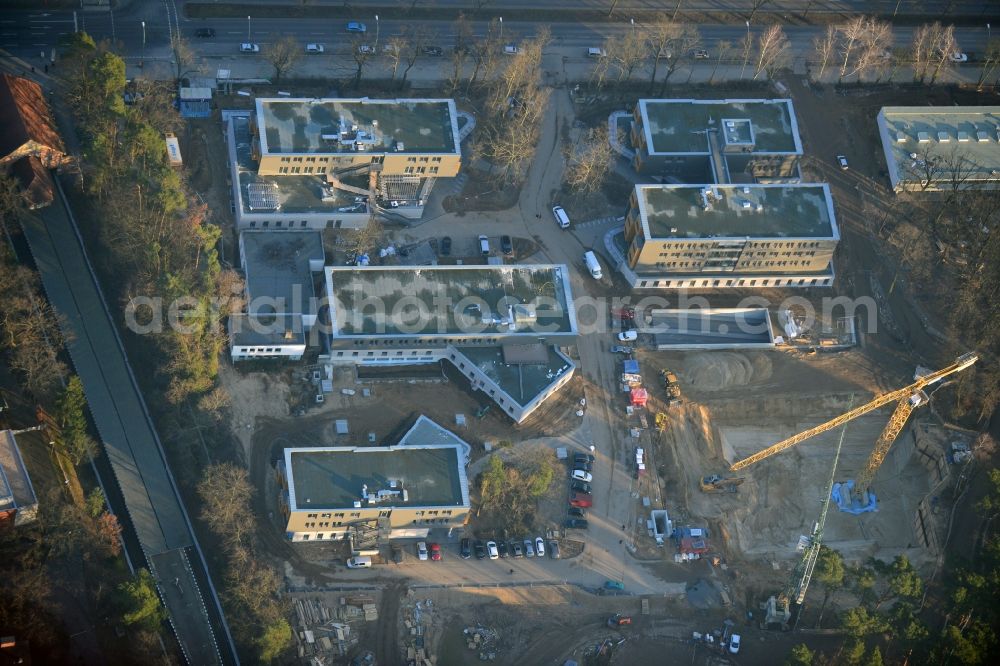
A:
[463,625,500,661]
[292,594,379,660]
[400,593,440,666]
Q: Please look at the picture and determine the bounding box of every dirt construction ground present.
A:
[635,344,956,575]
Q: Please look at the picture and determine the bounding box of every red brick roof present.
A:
[0,74,65,159]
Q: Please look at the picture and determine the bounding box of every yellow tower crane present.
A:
[729,352,979,508]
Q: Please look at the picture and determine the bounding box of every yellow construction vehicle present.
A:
[655,412,669,431]
[730,352,978,510]
[699,474,745,493]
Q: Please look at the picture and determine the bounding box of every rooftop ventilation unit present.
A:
[938,131,950,142]
[977,130,990,142]
[896,131,907,143]
[917,132,930,143]
[958,131,970,142]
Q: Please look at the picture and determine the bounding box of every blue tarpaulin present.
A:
[832,480,878,514]
[623,359,639,374]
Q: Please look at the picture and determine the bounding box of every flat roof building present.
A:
[256,98,460,159]
[0,430,38,528]
[230,231,325,361]
[630,99,802,183]
[323,265,578,422]
[876,106,1000,192]
[280,424,471,542]
[229,97,464,230]
[325,265,577,343]
[621,184,839,289]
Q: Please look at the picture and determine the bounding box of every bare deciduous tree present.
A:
[263,35,302,84]
[709,39,732,84]
[350,35,375,88]
[385,35,408,81]
[399,26,431,85]
[838,16,868,80]
[645,17,682,91]
[589,39,614,91]
[170,36,197,83]
[813,25,838,80]
[754,25,790,80]
[911,21,959,84]
[658,24,701,92]
[976,39,1000,91]
[609,28,646,84]
[197,463,254,551]
[565,126,613,194]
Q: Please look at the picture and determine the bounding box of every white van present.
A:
[552,205,570,229]
[346,556,373,569]
[478,235,491,256]
[584,251,603,279]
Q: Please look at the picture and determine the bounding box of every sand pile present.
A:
[680,353,773,392]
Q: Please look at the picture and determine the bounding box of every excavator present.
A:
[699,474,745,493]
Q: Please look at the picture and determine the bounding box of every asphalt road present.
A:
[0,4,994,64]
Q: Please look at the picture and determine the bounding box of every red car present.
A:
[570,493,593,508]
[429,543,442,561]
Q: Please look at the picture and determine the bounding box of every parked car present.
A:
[534,537,545,557]
[474,540,487,559]
[564,518,589,529]
[383,43,398,54]
[693,49,710,59]
[610,345,633,354]
[486,540,499,559]
[306,43,325,54]
[574,453,596,464]
[572,470,593,483]
[549,540,560,559]
[239,43,260,53]
[417,541,429,561]
[423,45,443,56]
[523,538,535,557]
[568,507,586,519]
[575,461,593,472]
[570,480,592,494]
[511,541,524,558]
[570,493,593,508]
[440,236,452,255]
[391,544,404,563]
[618,330,638,342]
[346,556,372,568]
[460,538,472,559]
[551,205,570,229]
[604,580,625,591]
[194,28,216,38]
[346,21,367,33]
[587,47,606,58]
[837,155,849,170]
[500,235,513,256]
[503,44,519,55]
[429,543,442,561]
[497,540,509,558]
[357,44,375,55]
[478,234,490,256]
[949,51,968,63]
[729,634,741,654]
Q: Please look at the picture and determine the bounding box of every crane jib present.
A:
[729,353,979,472]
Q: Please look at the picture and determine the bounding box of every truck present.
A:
[699,474,745,493]
[660,369,682,403]
[635,448,646,478]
